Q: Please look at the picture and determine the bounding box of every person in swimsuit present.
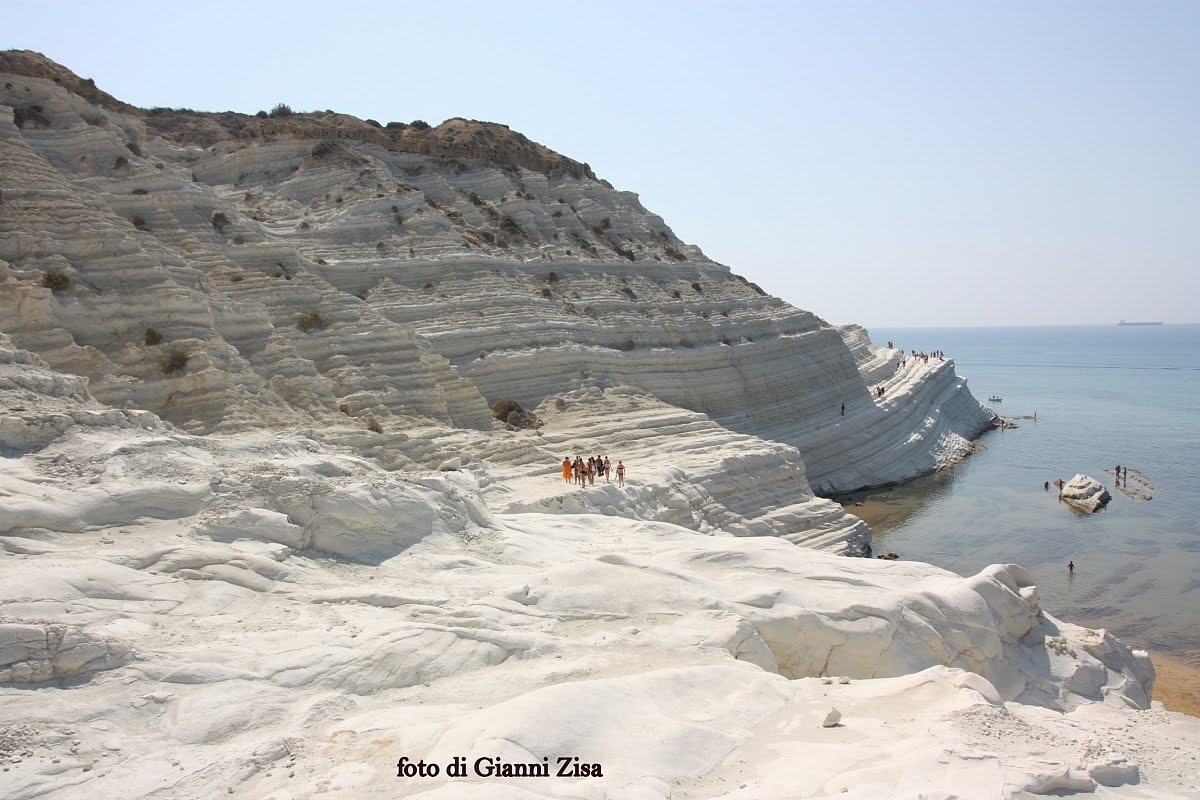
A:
[616,460,625,487]
[603,456,612,482]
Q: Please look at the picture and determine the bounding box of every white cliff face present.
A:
[0,334,1196,799]
[0,52,993,504]
[9,54,1191,799]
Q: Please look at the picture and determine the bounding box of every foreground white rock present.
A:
[1,338,1198,799]
[1061,474,1112,513]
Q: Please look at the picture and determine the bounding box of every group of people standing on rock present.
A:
[910,349,945,363]
[1114,464,1130,486]
[562,455,625,487]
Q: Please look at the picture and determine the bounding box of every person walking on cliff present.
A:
[562,457,572,483]
[840,402,845,416]
[616,460,626,487]
[603,455,612,482]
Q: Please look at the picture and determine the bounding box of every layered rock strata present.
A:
[0,54,1195,799]
[0,337,1194,799]
[0,50,994,511]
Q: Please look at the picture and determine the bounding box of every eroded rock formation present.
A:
[1,52,992,508]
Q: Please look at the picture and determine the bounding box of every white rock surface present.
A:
[0,53,1195,800]
[0,332,1195,799]
[0,52,994,498]
[1061,474,1112,513]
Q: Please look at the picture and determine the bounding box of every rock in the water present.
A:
[1060,474,1111,512]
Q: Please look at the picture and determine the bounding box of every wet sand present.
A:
[838,488,923,532]
[1150,652,1200,718]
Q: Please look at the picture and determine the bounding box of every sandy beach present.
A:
[1150,652,1200,718]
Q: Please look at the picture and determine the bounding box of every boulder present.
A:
[1060,474,1111,513]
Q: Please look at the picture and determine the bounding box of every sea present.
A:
[854,324,1200,661]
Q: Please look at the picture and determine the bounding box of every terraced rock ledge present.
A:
[7,54,1193,800]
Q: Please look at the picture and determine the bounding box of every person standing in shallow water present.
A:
[840,402,845,416]
[1068,561,1075,573]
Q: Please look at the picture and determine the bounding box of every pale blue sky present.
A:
[6,1,1198,326]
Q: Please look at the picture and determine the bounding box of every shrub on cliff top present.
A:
[143,327,163,346]
[268,103,294,118]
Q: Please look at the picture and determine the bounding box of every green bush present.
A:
[143,327,163,346]
[161,348,189,375]
[296,312,327,332]
[268,103,294,118]
[490,399,540,430]
[311,141,338,159]
[41,269,71,293]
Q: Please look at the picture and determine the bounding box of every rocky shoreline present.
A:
[3,52,1199,798]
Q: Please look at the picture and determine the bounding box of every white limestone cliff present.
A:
[5,53,1194,800]
[0,283,1196,800]
[0,51,993,503]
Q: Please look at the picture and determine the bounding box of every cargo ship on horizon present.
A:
[1117,320,1164,326]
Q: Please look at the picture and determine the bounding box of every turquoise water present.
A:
[863,324,1200,657]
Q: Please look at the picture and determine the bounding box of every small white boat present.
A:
[989,396,1002,402]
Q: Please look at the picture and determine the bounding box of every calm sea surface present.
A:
[859,325,1200,658]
